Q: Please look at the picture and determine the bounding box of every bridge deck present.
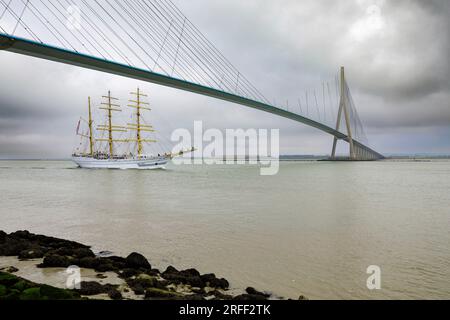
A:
[0,33,383,159]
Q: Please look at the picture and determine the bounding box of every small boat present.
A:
[72,88,193,170]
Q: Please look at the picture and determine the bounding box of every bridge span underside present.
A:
[0,34,383,160]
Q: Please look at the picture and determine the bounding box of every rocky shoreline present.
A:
[0,230,305,300]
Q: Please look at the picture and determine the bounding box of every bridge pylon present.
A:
[330,67,383,161]
[331,67,356,160]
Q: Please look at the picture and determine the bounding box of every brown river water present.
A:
[1,160,449,299]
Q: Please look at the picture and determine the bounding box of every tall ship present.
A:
[72,88,193,169]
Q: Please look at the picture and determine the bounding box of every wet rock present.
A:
[92,257,122,272]
[201,274,229,289]
[1,266,19,274]
[108,288,123,300]
[164,266,178,273]
[79,281,105,295]
[125,275,158,295]
[73,248,95,259]
[119,268,140,279]
[9,230,33,240]
[0,231,7,242]
[233,294,268,301]
[0,272,81,300]
[146,268,160,277]
[78,257,99,269]
[38,254,73,268]
[246,287,271,298]
[145,287,180,299]
[126,279,145,295]
[191,287,206,295]
[178,293,206,300]
[209,290,234,300]
[19,287,41,300]
[125,252,151,270]
[95,263,116,273]
[162,267,205,288]
[107,256,127,269]
[18,248,45,260]
[0,238,30,256]
[181,268,201,277]
[78,281,116,296]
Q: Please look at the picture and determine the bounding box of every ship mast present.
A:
[88,97,94,157]
[97,91,127,158]
[127,88,155,158]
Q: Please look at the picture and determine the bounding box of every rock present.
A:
[72,248,95,259]
[95,263,116,273]
[201,274,229,289]
[0,231,7,242]
[181,268,201,277]
[191,287,206,295]
[163,266,178,274]
[18,248,45,260]
[179,294,206,301]
[162,267,205,288]
[298,295,308,300]
[108,289,123,300]
[19,287,41,300]
[125,252,151,270]
[126,280,145,295]
[92,257,122,272]
[0,284,6,296]
[78,256,99,269]
[0,266,19,274]
[145,288,180,299]
[233,294,268,301]
[106,256,127,270]
[40,284,80,300]
[119,268,140,279]
[246,287,271,298]
[125,275,157,295]
[9,230,33,240]
[137,273,158,284]
[0,272,81,300]
[0,238,31,256]
[209,290,233,300]
[78,281,107,295]
[38,254,73,268]
[96,274,108,279]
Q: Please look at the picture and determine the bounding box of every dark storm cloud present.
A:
[0,0,449,158]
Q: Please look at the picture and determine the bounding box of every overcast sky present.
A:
[0,0,449,158]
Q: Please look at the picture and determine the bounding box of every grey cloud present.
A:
[0,0,449,158]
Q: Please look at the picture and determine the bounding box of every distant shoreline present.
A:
[1,155,449,162]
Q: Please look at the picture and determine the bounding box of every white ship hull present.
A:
[72,156,169,170]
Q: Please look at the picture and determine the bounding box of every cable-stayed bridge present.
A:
[0,0,383,160]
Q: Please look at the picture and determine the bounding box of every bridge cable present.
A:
[55,0,109,60]
[0,0,41,42]
[12,0,29,36]
[163,0,270,103]
[141,0,241,93]
[74,0,134,66]
[157,0,268,102]
[125,0,215,87]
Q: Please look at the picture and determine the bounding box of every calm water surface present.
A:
[1,160,449,299]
